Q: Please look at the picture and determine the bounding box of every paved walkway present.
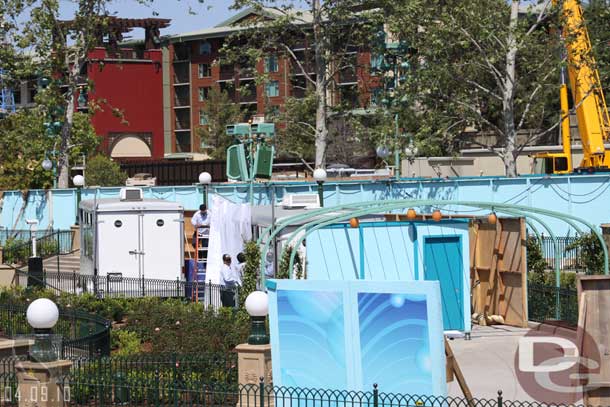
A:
[446,325,534,401]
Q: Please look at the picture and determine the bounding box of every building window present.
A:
[198,64,211,78]
[266,80,279,97]
[370,88,383,106]
[199,41,211,56]
[371,54,384,72]
[199,110,208,125]
[265,55,279,73]
[198,87,209,102]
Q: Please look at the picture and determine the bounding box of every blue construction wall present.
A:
[1,173,609,233]
[306,221,471,332]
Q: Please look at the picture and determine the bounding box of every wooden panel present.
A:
[577,275,610,406]
[469,217,527,328]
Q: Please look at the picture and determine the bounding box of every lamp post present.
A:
[73,174,84,225]
[26,298,60,362]
[42,155,57,189]
[198,171,212,206]
[313,168,327,207]
[245,291,269,345]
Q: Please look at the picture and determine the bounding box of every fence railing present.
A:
[527,283,578,326]
[536,236,583,271]
[0,303,111,359]
[14,271,239,309]
[1,230,74,265]
[0,229,56,246]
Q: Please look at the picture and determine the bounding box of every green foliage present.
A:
[0,109,99,190]
[111,330,141,356]
[196,87,244,159]
[387,0,561,174]
[240,240,260,309]
[277,245,303,280]
[2,236,59,264]
[526,236,547,275]
[85,155,128,187]
[566,232,605,275]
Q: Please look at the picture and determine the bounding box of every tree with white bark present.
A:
[224,0,382,168]
[388,0,565,177]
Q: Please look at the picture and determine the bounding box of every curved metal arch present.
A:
[260,200,608,288]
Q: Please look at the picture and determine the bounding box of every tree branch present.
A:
[280,43,316,86]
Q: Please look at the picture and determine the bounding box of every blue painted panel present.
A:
[307,226,360,280]
[267,279,447,395]
[362,225,414,280]
[423,236,464,331]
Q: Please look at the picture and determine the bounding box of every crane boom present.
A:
[534,0,610,174]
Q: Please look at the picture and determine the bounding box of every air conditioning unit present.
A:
[119,187,144,201]
[281,193,320,209]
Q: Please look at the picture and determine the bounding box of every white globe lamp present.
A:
[72,174,85,187]
[198,171,212,185]
[42,159,53,171]
[313,168,327,183]
[26,298,60,362]
[27,298,59,329]
[376,145,390,159]
[313,168,327,208]
[245,291,270,345]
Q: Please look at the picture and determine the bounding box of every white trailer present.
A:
[79,188,184,284]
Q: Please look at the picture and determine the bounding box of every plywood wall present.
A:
[470,218,528,327]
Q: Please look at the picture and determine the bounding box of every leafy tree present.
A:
[0,0,157,188]
[583,1,610,102]
[224,0,383,168]
[567,232,604,275]
[239,240,260,309]
[0,109,98,190]
[195,87,243,159]
[387,0,563,177]
[85,154,127,187]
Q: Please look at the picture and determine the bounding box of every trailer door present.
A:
[97,212,142,278]
[141,211,182,280]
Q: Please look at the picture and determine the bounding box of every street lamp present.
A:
[313,168,327,207]
[26,298,60,362]
[42,155,57,189]
[73,175,84,225]
[198,171,212,206]
[245,291,269,345]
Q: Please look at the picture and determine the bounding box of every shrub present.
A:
[566,232,605,274]
[111,330,141,356]
[84,155,128,187]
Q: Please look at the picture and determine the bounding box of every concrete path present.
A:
[446,325,534,402]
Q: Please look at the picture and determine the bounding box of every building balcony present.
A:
[219,65,235,81]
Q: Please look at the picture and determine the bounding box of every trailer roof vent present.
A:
[120,187,144,201]
[281,193,320,209]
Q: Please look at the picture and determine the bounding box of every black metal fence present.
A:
[119,160,228,186]
[1,230,74,265]
[15,271,238,309]
[537,236,583,271]
[0,303,111,359]
[0,229,56,246]
[527,283,578,326]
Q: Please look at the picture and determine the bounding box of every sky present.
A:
[59,0,237,39]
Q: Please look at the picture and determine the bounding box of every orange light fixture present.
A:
[431,209,442,222]
[349,217,360,228]
[406,208,417,220]
[488,212,497,225]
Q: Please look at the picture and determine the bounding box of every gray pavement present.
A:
[446,325,535,402]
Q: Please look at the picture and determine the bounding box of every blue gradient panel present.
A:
[358,293,431,394]
[276,289,347,389]
[268,280,447,396]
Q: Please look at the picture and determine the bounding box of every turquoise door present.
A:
[423,236,464,331]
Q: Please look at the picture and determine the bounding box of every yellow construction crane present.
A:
[533,0,610,174]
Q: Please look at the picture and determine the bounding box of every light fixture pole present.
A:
[313,168,327,207]
[26,298,60,362]
[73,175,85,225]
[42,154,57,189]
[198,171,212,206]
[245,291,269,345]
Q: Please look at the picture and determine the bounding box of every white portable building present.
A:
[79,188,184,281]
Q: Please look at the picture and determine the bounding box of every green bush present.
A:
[84,155,128,187]
[111,330,141,356]
[566,232,605,274]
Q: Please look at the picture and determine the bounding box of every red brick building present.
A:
[162,7,379,156]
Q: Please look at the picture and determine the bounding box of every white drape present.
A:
[206,195,252,284]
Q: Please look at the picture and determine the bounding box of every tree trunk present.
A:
[312,0,328,168]
[502,0,520,177]
[57,57,80,189]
